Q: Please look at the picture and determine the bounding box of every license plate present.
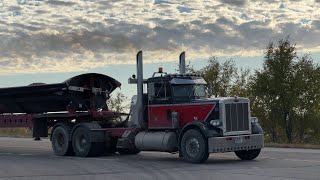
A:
[235,137,243,144]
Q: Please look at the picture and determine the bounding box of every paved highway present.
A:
[0,137,319,180]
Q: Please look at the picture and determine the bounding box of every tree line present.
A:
[109,37,320,144]
[198,37,320,144]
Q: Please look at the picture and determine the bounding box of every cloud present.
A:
[219,0,247,6]
[0,0,320,74]
[46,0,76,6]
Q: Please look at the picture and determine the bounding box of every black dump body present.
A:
[0,73,121,113]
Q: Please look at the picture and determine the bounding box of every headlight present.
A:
[251,117,259,123]
[210,120,221,127]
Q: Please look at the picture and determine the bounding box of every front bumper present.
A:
[208,134,264,153]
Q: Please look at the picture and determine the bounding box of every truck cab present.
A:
[147,73,217,130]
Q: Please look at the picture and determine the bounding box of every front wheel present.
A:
[181,129,209,163]
[235,149,261,160]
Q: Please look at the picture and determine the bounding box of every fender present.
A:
[178,121,219,149]
[252,123,264,134]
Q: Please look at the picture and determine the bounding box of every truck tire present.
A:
[51,126,74,156]
[72,123,104,157]
[235,149,261,160]
[181,129,209,163]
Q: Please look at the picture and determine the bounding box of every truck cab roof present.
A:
[147,74,207,85]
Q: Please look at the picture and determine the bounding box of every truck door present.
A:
[148,82,175,129]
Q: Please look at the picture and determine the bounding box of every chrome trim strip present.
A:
[148,102,216,107]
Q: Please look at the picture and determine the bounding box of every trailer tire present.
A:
[235,149,261,160]
[72,123,104,157]
[51,126,74,156]
[181,129,209,163]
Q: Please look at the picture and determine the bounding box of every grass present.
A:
[265,143,320,149]
[0,128,32,138]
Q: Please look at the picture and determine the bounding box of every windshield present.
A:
[172,84,206,102]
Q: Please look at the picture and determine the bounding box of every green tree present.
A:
[176,61,196,73]
[230,68,251,97]
[199,57,237,97]
[107,92,130,113]
[252,37,320,143]
[291,55,320,143]
[252,37,297,143]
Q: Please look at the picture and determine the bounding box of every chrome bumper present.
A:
[208,134,264,153]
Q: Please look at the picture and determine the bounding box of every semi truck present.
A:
[0,51,264,163]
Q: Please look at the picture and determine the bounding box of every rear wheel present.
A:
[235,149,261,160]
[181,129,209,163]
[51,126,74,156]
[72,123,104,157]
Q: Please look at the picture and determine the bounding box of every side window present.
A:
[149,83,172,104]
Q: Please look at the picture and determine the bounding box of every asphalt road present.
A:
[0,137,319,180]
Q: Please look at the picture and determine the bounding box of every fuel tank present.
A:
[0,73,121,113]
[134,131,178,152]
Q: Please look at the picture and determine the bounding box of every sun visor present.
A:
[170,78,207,85]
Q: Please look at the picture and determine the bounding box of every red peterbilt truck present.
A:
[0,51,264,163]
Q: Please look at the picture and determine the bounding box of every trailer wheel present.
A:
[181,129,209,163]
[235,149,261,160]
[51,126,74,156]
[72,123,104,157]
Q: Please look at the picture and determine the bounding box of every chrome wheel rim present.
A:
[55,133,65,151]
[77,134,87,152]
[186,137,200,157]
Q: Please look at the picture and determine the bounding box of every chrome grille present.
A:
[225,103,249,132]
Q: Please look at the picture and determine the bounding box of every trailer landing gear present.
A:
[34,137,41,141]
[117,148,140,155]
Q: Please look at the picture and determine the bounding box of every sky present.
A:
[1,0,320,99]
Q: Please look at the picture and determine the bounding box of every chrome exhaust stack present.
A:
[179,52,186,74]
[128,51,146,129]
[136,51,145,129]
